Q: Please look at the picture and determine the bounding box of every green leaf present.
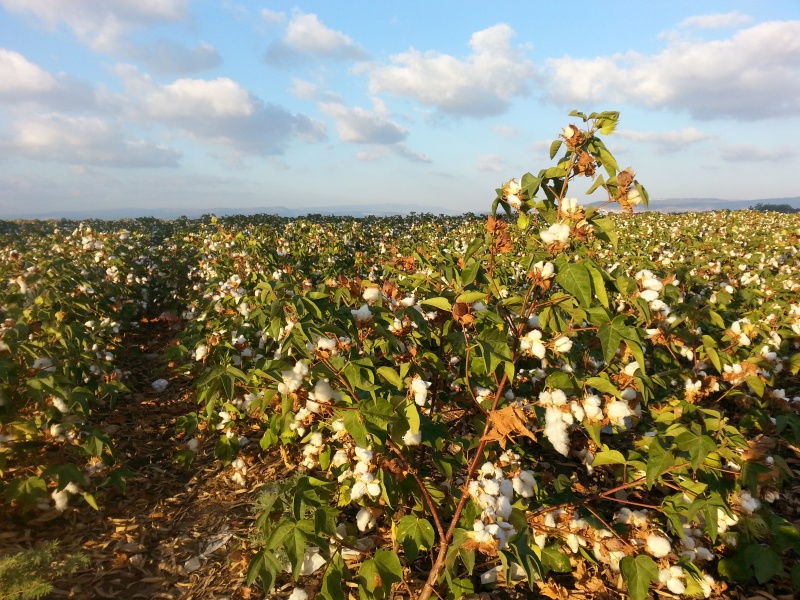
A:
[586,263,609,308]
[456,291,487,304]
[420,296,452,311]
[619,555,658,600]
[598,315,626,364]
[586,375,622,400]
[541,544,572,572]
[3,475,47,510]
[702,335,722,373]
[743,544,782,584]
[343,409,370,448]
[359,550,402,600]
[377,366,402,390]
[645,439,674,489]
[508,531,544,590]
[549,139,563,159]
[214,434,240,466]
[446,578,474,600]
[460,260,482,287]
[246,549,283,590]
[555,262,593,308]
[397,515,435,561]
[319,554,348,600]
[592,449,627,466]
[675,430,716,470]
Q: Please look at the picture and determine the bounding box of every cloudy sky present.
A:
[1,1,799,218]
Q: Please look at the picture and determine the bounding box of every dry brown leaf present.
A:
[481,405,536,449]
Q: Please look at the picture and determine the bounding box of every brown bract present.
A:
[452,302,475,327]
[573,151,597,178]
[481,405,537,449]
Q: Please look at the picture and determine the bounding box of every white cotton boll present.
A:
[639,289,660,302]
[553,336,572,354]
[645,534,672,558]
[544,406,570,456]
[316,337,337,353]
[570,401,585,422]
[354,447,373,462]
[738,491,761,514]
[231,458,246,470]
[482,479,501,496]
[606,400,633,426]
[540,222,571,245]
[194,344,208,361]
[312,379,337,403]
[659,568,672,583]
[620,387,638,401]
[288,588,309,600]
[513,471,537,498]
[666,578,686,594]
[351,304,372,325]
[402,430,422,445]
[350,481,367,500]
[367,482,382,497]
[362,287,381,302]
[499,478,513,498]
[550,389,568,406]
[642,277,663,292]
[331,450,349,467]
[356,507,377,531]
[53,397,70,413]
[623,361,641,376]
[495,496,512,519]
[186,437,199,451]
[152,379,169,393]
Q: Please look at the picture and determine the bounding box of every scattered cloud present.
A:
[260,8,286,25]
[545,20,800,120]
[719,143,797,162]
[679,11,752,29]
[264,12,367,66]
[365,24,535,117]
[116,66,327,156]
[0,0,188,53]
[615,127,711,153]
[132,40,222,75]
[290,78,319,99]
[0,112,182,167]
[494,125,518,138]
[354,144,431,163]
[319,102,408,144]
[476,154,507,172]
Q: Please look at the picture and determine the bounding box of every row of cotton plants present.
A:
[0,219,185,512]
[163,113,800,600]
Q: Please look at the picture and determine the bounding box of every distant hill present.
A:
[649,196,800,213]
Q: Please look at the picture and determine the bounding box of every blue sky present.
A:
[1,1,799,217]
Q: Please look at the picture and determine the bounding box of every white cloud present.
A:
[354,144,431,164]
[679,11,752,29]
[0,49,56,98]
[132,41,222,75]
[290,78,319,99]
[261,8,286,25]
[319,102,408,144]
[0,0,188,53]
[115,67,326,156]
[494,125,518,138]
[145,77,257,119]
[1,113,181,167]
[546,21,800,120]
[719,143,797,162]
[365,24,535,117]
[616,128,711,153]
[476,154,507,172]
[392,143,431,163]
[264,12,367,66]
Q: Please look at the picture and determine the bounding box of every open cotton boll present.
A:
[479,565,502,585]
[288,588,309,600]
[356,507,377,531]
[540,222,571,245]
[402,429,422,445]
[362,287,381,302]
[351,304,372,325]
[544,406,570,456]
[645,534,672,558]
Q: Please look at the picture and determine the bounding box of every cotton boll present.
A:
[362,287,381,302]
[356,507,377,531]
[482,479,501,496]
[402,430,422,445]
[645,534,672,558]
[350,481,367,500]
[544,406,570,456]
[288,588,309,600]
[366,482,382,497]
[666,578,686,594]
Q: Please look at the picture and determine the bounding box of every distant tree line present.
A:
[749,202,800,213]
